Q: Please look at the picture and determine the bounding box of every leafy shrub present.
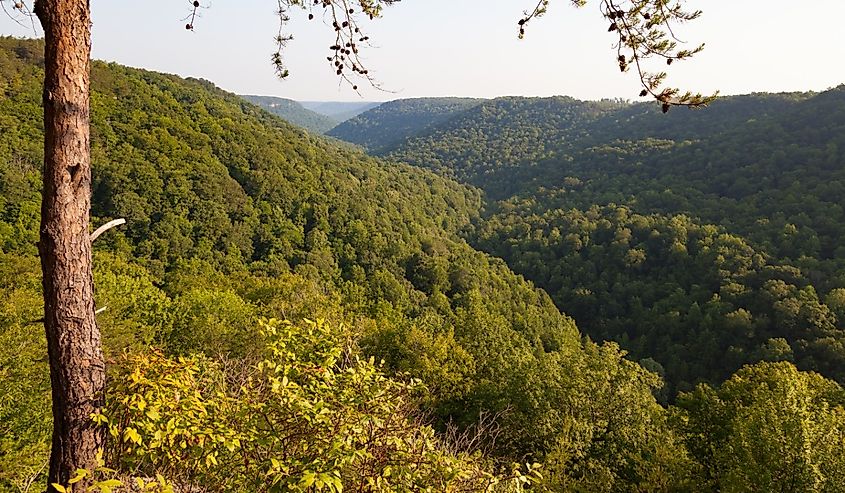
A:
[102,319,537,492]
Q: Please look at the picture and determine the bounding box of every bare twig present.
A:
[0,0,38,32]
[14,458,48,493]
[182,0,202,30]
[518,0,717,110]
[268,1,398,90]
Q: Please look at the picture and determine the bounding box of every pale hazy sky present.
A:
[1,1,844,102]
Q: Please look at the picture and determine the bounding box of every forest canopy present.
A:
[333,89,845,396]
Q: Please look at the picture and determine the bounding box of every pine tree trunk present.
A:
[33,1,105,490]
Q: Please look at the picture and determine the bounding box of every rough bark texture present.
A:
[34,0,105,490]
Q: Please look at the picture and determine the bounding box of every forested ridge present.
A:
[3,37,845,492]
[327,97,485,153]
[240,95,339,134]
[361,96,629,181]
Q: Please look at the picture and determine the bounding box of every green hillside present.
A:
[327,97,485,152]
[506,89,845,261]
[474,202,845,395]
[240,95,339,134]
[379,93,812,195]
[379,96,629,182]
[344,88,845,394]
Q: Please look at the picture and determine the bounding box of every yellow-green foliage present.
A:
[49,450,173,493]
[102,319,537,492]
[537,341,696,492]
[675,361,845,492]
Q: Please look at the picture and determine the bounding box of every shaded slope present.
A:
[496,88,845,262]
[327,97,484,152]
[383,96,628,184]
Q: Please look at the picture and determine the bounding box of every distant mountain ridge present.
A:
[299,100,381,122]
[327,97,486,152]
[240,95,339,134]
[381,96,630,182]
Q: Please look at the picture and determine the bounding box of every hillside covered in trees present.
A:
[337,91,845,397]
[240,95,339,134]
[327,97,484,152]
[3,37,845,492]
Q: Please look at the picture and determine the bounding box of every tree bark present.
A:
[33,0,105,490]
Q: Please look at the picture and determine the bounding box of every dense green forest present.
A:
[378,93,825,195]
[3,37,845,492]
[240,95,339,134]
[327,97,484,153]
[382,96,629,182]
[339,92,845,397]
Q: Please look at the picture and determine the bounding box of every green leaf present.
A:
[68,469,87,484]
[95,479,122,493]
[124,427,142,444]
[301,472,316,488]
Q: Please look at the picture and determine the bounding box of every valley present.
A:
[2,36,845,492]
